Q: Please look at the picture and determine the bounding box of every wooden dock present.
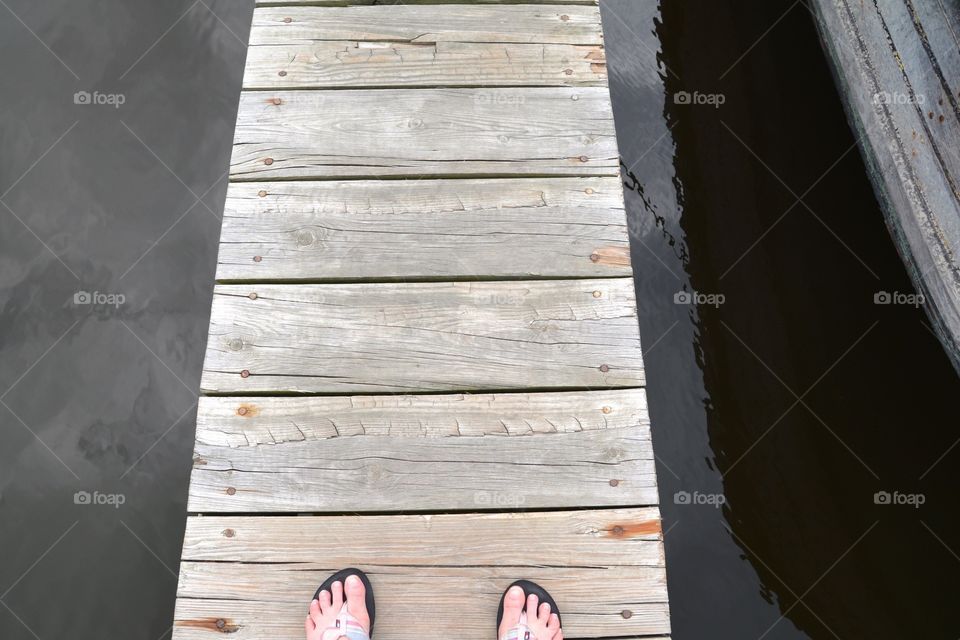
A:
[174,1,670,638]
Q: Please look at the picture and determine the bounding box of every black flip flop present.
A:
[312,567,375,636]
[496,579,562,637]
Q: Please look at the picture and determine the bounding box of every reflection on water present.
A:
[0,1,252,638]
[603,1,960,638]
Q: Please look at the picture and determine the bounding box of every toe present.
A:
[344,574,371,632]
[331,580,344,611]
[538,602,551,622]
[309,599,323,625]
[546,613,561,635]
[305,614,316,633]
[526,593,539,619]
[498,585,526,638]
[318,589,333,614]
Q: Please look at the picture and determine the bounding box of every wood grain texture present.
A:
[217,178,629,281]
[249,5,602,46]
[175,510,668,638]
[245,41,606,89]
[200,279,644,393]
[175,566,668,639]
[229,88,618,180]
[189,389,654,512]
[255,0,599,6]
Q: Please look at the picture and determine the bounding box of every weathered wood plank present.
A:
[217,178,629,281]
[176,510,667,638]
[200,279,644,394]
[256,0,598,6]
[174,567,667,639]
[229,88,618,180]
[249,5,602,46]
[245,41,606,89]
[189,389,653,512]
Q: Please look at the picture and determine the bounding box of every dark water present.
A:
[2,1,958,639]
[0,1,252,638]
[602,0,960,638]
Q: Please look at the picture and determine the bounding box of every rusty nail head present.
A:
[226,487,237,495]
[258,190,267,197]
[283,16,292,22]
[599,364,609,372]
[240,369,250,378]
[264,157,274,165]
[223,528,235,538]
[560,14,570,21]
[248,292,258,300]
[216,619,227,629]
[564,68,573,75]
[278,70,287,77]
[579,155,589,162]
[602,405,612,414]
[609,479,619,487]
[590,253,600,263]
[237,407,248,416]
[253,255,262,262]
[621,609,633,619]
[612,525,625,535]
[270,98,282,105]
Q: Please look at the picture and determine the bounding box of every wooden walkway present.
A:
[174,1,670,638]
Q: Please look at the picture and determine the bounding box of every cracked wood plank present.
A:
[175,567,667,639]
[229,87,618,180]
[248,5,602,46]
[174,509,669,639]
[245,40,606,89]
[200,278,644,393]
[255,0,600,6]
[217,178,629,281]
[189,389,653,512]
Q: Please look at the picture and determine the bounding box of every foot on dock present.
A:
[498,583,563,640]
[306,573,372,640]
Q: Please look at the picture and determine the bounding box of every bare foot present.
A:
[498,585,562,640]
[305,574,371,640]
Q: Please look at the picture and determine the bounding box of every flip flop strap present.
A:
[500,611,537,640]
[320,602,369,640]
